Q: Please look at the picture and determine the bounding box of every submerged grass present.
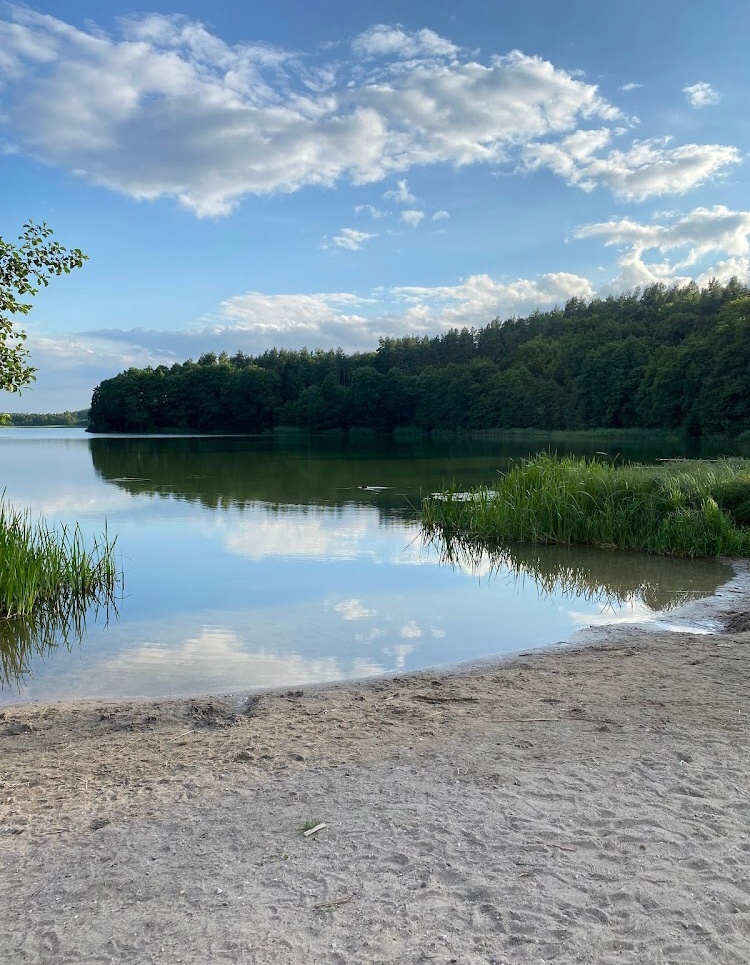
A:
[0,497,119,620]
[422,454,750,558]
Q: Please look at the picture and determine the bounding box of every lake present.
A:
[0,429,733,704]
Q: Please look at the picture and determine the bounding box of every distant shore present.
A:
[3,572,750,964]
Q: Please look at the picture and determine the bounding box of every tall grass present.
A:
[422,454,750,558]
[0,498,119,620]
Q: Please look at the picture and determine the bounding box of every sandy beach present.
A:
[2,575,750,964]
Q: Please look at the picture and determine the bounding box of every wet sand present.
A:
[2,582,750,963]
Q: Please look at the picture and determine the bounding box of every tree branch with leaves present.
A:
[0,221,87,393]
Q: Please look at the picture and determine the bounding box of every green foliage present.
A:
[0,409,89,427]
[0,497,119,620]
[421,454,750,558]
[0,221,87,393]
[89,280,750,439]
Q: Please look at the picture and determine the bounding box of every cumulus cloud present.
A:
[683,82,720,109]
[524,134,740,201]
[331,227,377,250]
[390,271,594,326]
[0,7,628,215]
[352,24,459,60]
[575,205,750,289]
[619,82,642,92]
[401,209,425,226]
[433,209,450,220]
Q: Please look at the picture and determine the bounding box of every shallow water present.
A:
[0,429,733,703]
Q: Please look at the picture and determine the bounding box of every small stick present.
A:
[313,895,352,909]
[534,839,577,852]
[28,873,61,900]
[303,823,328,837]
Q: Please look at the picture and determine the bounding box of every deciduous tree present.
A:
[0,221,87,393]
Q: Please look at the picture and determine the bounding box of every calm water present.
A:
[0,429,733,704]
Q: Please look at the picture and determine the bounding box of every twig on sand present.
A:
[28,873,61,900]
[303,823,328,837]
[313,895,352,910]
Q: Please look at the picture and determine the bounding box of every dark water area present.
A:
[0,429,734,703]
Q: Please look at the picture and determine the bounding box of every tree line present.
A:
[0,409,89,427]
[88,279,750,439]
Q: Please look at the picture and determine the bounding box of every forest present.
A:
[88,279,750,439]
[0,409,89,427]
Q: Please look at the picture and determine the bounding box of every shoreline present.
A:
[4,556,747,716]
[3,570,750,963]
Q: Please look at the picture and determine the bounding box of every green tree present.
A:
[1,221,87,393]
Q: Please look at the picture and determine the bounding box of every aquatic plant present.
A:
[0,497,119,620]
[422,454,750,558]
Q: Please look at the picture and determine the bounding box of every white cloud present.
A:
[218,290,372,334]
[401,209,425,227]
[332,599,377,620]
[384,178,418,204]
[391,271,594,327]
[683,82,720,109]
[352,24,459,60]
[399,621,422,638]
[381,643,416,668]
[525,135,741,201]
[331,227,377,250]
[73,626,356,697]
[433,209,450,220]
[575,205,750,290]
[619,82,642,92]
[355,203,387,218]
[221,509,374,560]
[0,7,625,215]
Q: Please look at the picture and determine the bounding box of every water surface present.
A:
[0,429,732,703]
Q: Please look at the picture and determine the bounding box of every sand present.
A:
[2,577,750,964]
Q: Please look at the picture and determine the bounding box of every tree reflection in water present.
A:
[429,534,729,613]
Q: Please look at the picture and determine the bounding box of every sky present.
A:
[1,0,749,411]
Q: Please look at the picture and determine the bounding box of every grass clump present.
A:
[422,454,750,558]
[0,497,119,620]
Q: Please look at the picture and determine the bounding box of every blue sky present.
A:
[1,0,749,411]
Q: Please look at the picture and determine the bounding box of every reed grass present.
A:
[422,454,750,558]
[0,497,119,620]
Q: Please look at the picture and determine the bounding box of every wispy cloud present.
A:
[384,179,418,204]
[355,203,387,219]
[525,133,740,202]
[331,227,377,250]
